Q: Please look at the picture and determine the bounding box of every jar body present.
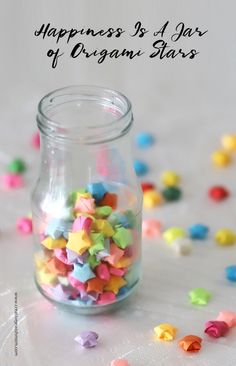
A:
[32,86,142,313]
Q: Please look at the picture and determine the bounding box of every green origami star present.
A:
[188,288,211,305]
[87,255,100,269]
[112,227,132,249]
[95,206,112,218]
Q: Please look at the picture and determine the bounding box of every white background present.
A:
[1,1,236,365]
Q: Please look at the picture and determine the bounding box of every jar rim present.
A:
[37,85,133,144]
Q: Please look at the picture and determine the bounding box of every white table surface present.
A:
[1,1,236,365]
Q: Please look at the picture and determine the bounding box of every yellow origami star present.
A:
[66,230,92,255]
[92,219,114,237]
[76,191,92,199]
[41,236,67,250]
[154,323,177,341]
[34,252,47,270]
[104,275,127,294]
[36,268,58,286]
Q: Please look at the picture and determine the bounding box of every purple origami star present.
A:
[75,331,98,348]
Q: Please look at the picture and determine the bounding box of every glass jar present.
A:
[31,85,142,314]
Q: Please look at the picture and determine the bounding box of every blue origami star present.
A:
[87,182,107,201]
[71,263,95,283]
[45,218,72,239]
[188,224,209,240]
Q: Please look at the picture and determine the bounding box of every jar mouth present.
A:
[37,85,133,144]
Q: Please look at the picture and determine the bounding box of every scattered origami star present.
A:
[154,323,177,341]
[188,288,211,305]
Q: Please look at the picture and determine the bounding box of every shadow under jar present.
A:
[31,85,143,314]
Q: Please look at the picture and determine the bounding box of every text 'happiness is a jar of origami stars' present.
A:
[32,85,143,314]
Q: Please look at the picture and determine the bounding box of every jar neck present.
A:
[37,85,133,145]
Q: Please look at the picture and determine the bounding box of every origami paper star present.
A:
[113,256,132,269]
[75,331,98,348]
[65,248,79,263]
[37,268,58,286]
[86,278,107,293]
[215,228,236,246]
[89,242,105,256]
[97,292,116,304]
[96,263,110,281]
[34,252,47,270]
[71,263,95,283]
[172,238,193,255]
[163,227,186,245]
[76,190,92,199]
[52,284,68,301]
[225,265,236,282]
[76,251,89,264]
[117,286,129,298]
[80,291,99,302]
[46,256,72,276]
[188,288,211,305]
[93,219,114,237]
[122,210,136,228]
[72,216,93,233]
[74,197,96,214]
[99,192,117,209]
[178,335,202,352]
[68,275,86,292]
[89,233,105,255]
[154,323,177,341]
[104,243,124,266]
[142,219,161,238]
[66,230,92,255]
[96,238,110,260]
[41,236,67,250]
[95,206,112,218]
[216,311,236,327]
[112,227,132,249]
[204,320,229,338]
[54,248,70,264]
[109,267,125,277]
[188,224,209,240]
[57,275,70,287]
[104,275,127,294]
[87,255,100,269]
[45,218,72,239]
[87,182,107,201]
[90,232,105,245]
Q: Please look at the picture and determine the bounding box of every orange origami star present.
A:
[46,257,72,276]
[179,335,202,352]
[86,278,107,294]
